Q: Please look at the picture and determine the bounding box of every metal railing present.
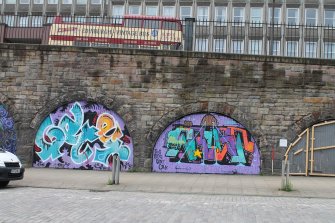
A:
[0,15,334,59]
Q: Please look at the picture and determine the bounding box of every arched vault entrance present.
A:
[152,112,261,174]
[285,120,335,176]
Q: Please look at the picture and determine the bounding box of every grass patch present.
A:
[280,181,293,192]
[107,177,113,185]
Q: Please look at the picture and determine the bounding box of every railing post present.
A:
[184,18,195,51]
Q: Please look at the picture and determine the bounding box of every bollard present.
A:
[281,160,286,190]
[112,154,120,185]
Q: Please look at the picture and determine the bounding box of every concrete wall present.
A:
[1,43,335,174]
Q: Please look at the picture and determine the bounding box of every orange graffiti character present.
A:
[96,114,123,143]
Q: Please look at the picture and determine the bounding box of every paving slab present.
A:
[8,168,335,199]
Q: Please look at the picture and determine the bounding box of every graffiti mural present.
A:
[33,101,133,171]
[0,104,16,154]
[153,113,260,174]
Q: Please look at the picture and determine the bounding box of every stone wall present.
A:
[1,44,335,174]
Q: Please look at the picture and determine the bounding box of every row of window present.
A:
[0,0,101,4]
[1,1,335,27]
[195,39,335,59]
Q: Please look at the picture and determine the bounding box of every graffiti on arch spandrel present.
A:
[33,101,133,171]
[152,113,260,174]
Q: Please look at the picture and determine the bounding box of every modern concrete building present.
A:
[0,0,334,58]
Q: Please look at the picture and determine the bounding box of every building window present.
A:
[250,7,262,25]
[6,0,16,4]
[197,6,209,25]
[91,0,101,5]
[180,6,192,20]
[146,6,158,16]
[286,41,298,57]
[48,0,58,4]
[195,38,208,52]
[163,6,175,17]
[324,10,335,27]
[128,5,140,15]
[4,15,15,26]
[233,7,245,24]
[213,39,226,53]
[19,16,28,26]
[304,42,317,58]
[324,42,335,59]
[32,16,43,27]
[34,0,43,3]
[287,8,299,26]
[20,0,29,4]
[305,8,317,26]
[112,5,124,23]
[76,0,86,4]
[268,7,281,24]
[249,40,262,55]
[232,40,244,54]
[215,7,227,25]
[63,0,72,4]
[268,40,281,56]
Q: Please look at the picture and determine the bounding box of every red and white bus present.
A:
[49,15,183,50]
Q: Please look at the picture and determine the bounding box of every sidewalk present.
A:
[9,168,335,199]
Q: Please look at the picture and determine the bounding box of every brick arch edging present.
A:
[30,92,135,131]
[286,105,335,143]
[145,102,266,167]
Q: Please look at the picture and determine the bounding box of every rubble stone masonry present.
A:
[1,44,335,174]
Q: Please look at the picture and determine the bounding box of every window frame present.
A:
[233,7,245,25]
[304,41,317,58]
[249,39,263,55]
[287,8,299,26]
[197,6,209,25]
[324,42,335,59]
[128,5,140,15]
[91,0,101,5]
[48,0,58,4]
[215,6,227,25]
[213,38,226,53]
[195,38,208,52]
[232,39,244,54]
[76,0,87,4]
[20,0,30,4]
[62,0,72,4]
[146,6,158,16]
[162,6,175,17]
[286,40,299,57]
[324,9,335,27]
[6,0,17,4]
[180,6,192,20]
[268,40,281,56]
[250,7,263,25]
[305,8,317,26]
[268,7,281,25]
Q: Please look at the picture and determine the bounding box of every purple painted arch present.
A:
[33,101,133,171]
[152,113,260,174]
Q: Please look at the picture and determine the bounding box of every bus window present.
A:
[74,16,86,23]
[74,41,90,47]
[162,21,178,30]
[125,18,142,28]
[62,16,73,23]
[143,20,160,29]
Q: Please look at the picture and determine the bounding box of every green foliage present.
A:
[107,177,113,185]
[281,180,293,192]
